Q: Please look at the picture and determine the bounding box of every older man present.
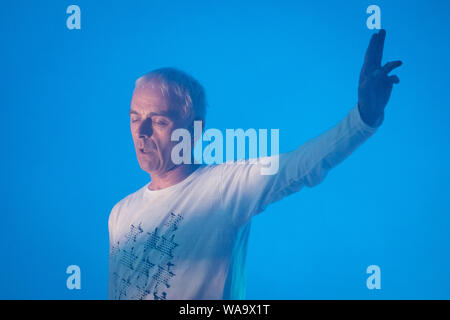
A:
[108,29,402,300]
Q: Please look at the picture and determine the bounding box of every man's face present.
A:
[130,81,190,175]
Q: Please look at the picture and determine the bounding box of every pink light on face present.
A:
[130,79,191,175]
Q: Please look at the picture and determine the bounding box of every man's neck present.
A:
[148,164,200,191]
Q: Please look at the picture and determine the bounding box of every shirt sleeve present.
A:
[219,104,382,228]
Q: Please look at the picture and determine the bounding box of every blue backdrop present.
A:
[1,0,449,299]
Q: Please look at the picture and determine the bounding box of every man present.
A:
[108,29,402,300]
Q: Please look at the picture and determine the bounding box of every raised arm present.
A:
[219,30,402,228]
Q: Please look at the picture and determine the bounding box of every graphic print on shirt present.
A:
[110,212,184,300]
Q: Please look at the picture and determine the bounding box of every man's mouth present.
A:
[140,147,154,154]
[137,139,156,154]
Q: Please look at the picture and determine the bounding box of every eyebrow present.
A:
[129,109,172,117]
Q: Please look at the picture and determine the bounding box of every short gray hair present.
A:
[135,67,207,121]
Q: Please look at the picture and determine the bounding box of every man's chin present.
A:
[138,159,160,174]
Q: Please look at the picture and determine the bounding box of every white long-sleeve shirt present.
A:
[108,104,380,300]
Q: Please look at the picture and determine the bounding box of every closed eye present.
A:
[152,117,170,126]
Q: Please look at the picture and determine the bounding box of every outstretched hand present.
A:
[358,29,402,127]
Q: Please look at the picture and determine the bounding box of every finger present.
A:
[362,33,379,75]
[382,60,403,74]
[388,75,400,84]
[375,29,386,67]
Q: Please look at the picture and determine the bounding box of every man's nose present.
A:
[138,117,153,138]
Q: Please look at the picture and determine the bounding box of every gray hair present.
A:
[135,67,207,121]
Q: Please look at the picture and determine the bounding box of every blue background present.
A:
[1,0,449,299]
